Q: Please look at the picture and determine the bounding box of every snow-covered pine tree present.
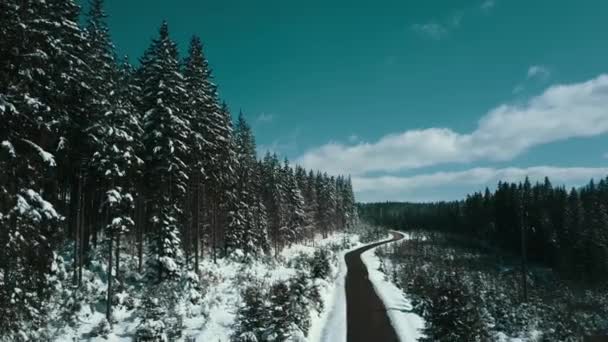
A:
[288,272,313,336]
[283,160,307,245]
[232,285,270,342]
[182,35,214,269]
[262,153,287,254]
[88,56,143,323]
[139,22,188,283]
[0,0,85,335]
[304,170,320,241]
[253,160,271,254]
[83,0,143,320]
[343,176,357,227]
[316,173,336,238]
[199,97,234,262]
[228,112,265,259]
[216,103,240,258]
[136,295,167,341]
[294,166,314,242]
[265,281,293,342]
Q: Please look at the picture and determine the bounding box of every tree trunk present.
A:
[137,193,144,274]
[72,172,81,287]
[78,178,85,286]
[194,177,200,273]
[115,234,120,283]
[212,197,217,264]
[106,230,113,321]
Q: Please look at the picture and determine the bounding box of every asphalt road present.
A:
[345,232,404,342]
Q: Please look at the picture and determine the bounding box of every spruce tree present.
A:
[283,161,307,245]
[139,22,188,283]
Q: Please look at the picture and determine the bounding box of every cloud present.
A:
[412,22,449,40]
[527,65,551,80]
[512,84,525,94]
[348,134,359,143]
[513,65,551,93]
[298,74,608,176]
[256,112,275,124]
[354,166,608,202]
[481,0,496,11]
[413,3,493,40]
[257,128,300,158]
[411,13,464,40]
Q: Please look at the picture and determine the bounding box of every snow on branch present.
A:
[21,138,56,167]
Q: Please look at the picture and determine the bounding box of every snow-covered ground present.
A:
[193,233,360,342]
[360,232,425,342]
[313,237,368,342]
[45,233,361,341]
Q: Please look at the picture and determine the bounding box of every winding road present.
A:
[345,232,404,342]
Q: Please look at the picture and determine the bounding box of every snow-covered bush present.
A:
[310,248,331,280]
[378,231,608,341]
[136,296,167,341]
[232,283,270,342]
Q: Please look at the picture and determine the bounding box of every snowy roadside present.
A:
[194,232,361,342]
[46,232,361,341]
[360,232,425,342]
[311,236,367,342]
[315,233,396,342]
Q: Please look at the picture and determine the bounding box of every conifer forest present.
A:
[1,0,608,341]
[0,1,357,340]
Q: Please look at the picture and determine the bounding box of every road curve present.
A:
[345,232,404,342]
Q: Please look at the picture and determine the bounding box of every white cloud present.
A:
[298,74,608,176]
[413,3,494,40]
[257,128,300,158]
[256,112,275,123]
[354,166,608,202]
[527,65,551,79]
[481,0,496,11]
[512,84,525,94]
[348,134,359,143]
[412,22,448,40]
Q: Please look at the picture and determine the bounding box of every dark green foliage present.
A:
[360,176,608,282]
[310,248,331,280]
[379,232,608,341]
[232,285,270,342]
[136,296,167,341]
[0,0,357,337]
[288,272,313,335]
[266,282,293,341]
[421,275,490,342]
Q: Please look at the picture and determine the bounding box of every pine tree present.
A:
[139,22,188,283]
[136,295,167,341]
[265,282,293,342]
[252,161,271,254]
[0,0,84,335]
[233,285,270,342]
[229,113,266,259]
[182,35,214,270]
[283,161,307,245]
[288,272,313,336]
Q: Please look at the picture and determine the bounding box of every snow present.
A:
[312,238,363,342]
[22,138,56,167]
[46,232,359,341]
[360,232,426,342]
[192,233,359,342]
[2,140,16,157]
[15,189,61,222]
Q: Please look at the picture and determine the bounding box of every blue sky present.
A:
[93,0,608,202]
